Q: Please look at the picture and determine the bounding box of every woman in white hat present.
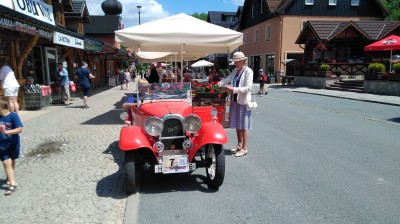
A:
[217,52,253,157]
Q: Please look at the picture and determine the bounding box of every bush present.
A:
[367,62,385,73]
[319,64,329,71]
[223,68,230,75]
[392,62,400,73]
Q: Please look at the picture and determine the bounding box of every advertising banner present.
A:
[12,0,55,26]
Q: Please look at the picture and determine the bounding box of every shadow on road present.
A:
[81,109,125,125]
[97,141,222,196]
[81,93,136,125]
[139,172,218,194]
[96,141,126,199]
[388,117,400,123]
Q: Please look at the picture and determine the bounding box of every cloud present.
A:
[231,0,245,6]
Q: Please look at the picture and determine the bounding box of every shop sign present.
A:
[0,1,14,9]
[12,0,55,26]
[85,40,102,51]
[53,32,84,49]
[0,16,53,39]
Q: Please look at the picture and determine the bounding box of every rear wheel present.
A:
[124,151,139,194]
[205,144,225,189]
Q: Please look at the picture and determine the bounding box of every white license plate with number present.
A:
[154,154,196,174]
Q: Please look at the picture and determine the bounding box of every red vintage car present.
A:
[119,82,228,194]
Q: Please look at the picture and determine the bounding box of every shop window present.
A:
[265,24,271,42]
[351,0,360,6]
[305,0,314,5]
[265,55,275,76]
[254,29,258,44]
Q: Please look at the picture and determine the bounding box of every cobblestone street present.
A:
[0,85,132,224]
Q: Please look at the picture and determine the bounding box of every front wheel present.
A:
[124,151,139,194]
[205,144,225,189]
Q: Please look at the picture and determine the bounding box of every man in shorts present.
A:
[75,61,95,109]
[0,60,20,113]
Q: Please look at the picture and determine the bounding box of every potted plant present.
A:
[366,62,385,80]
[318,64,332,77]
[335,68,343,78]
[389,62,400,81]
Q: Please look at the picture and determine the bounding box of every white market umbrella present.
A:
[191,60,214,68]
[115,13,243,78]
[135,50,203,63]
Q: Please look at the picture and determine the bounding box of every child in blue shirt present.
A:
[0,98,23,195]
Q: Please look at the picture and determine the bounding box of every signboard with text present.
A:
[53,32,84,49]
[0,16,53,39]
[85,40,102,51]
[12,0,55,26]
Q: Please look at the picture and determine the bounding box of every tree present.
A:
[382,0,400,21]
[191,13,207,21]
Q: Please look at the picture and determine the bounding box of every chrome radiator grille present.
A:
[161,119,184,150]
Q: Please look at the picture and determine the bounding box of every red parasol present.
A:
[364,35,400,71]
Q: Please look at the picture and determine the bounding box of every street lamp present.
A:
[137,5,142,25]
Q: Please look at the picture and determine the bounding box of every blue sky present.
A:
[86,0,244,28]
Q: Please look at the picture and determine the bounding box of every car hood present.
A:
[140,102,192,117]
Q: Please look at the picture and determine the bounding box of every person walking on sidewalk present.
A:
[258,69,268,95]
[75,61,95,109]
[0,99,23,196]
[0,60,20,113]
[57,62,70,104]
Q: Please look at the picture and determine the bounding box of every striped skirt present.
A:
[229,101,252,129]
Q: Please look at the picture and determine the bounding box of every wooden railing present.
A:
[301,63,368,76]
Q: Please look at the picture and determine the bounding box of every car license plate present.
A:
[154,155,196,174]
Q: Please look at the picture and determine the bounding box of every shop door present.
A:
[44,47,58,85]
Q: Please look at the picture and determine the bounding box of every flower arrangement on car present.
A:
[192,82,229,106]
[194,82,229,98]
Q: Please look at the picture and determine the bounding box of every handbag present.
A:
[246,101,258,111]
[246,85,258,111]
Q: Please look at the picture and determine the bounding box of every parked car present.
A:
[119,82,227,194]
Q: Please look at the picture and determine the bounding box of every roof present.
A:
[296,20,400,44]
[270,0,389,16]
[64,0,90,23]
[207,11,239,28]
[84,16,122,34]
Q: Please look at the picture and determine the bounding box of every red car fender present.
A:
[119,126,153,152]
[191,122,228,158]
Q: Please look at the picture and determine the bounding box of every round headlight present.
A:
[210,108,218,117]
[183,114,201,133]
[145,117,163,136]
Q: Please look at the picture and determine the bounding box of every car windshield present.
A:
[137,82,192,104]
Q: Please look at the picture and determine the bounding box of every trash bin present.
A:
[268,76,275,84]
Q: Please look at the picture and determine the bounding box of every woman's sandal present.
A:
[230,146,242,152]
[234,148,248,157]
[4,185,18,196]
